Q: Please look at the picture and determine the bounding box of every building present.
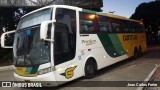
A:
[0,0,103,11]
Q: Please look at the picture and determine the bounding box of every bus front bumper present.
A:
[14,72,58,87]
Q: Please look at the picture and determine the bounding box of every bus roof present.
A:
[82,9,142,23]
[21,5,80,19]
[97,12,142,23]
[21,5,142,24]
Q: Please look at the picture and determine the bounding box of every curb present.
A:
[0,65,14,72]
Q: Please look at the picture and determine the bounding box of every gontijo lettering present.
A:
[123,35,137,41]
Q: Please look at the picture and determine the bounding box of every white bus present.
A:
[1,5,147,86]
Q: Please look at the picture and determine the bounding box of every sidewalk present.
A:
[0,65,14,71]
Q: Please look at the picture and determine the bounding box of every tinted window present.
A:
[129,22,136,33]
[55,8,76,34]
[54,25,71,65]
[80,12,98,34]
[54,8,77,65]
[129,22,145,33]
[98,16,111,33]
[54,30,70,54]
[136,22,144,33]
[139,23,145,32]
[111,18,123,33]
[123,20,130,33]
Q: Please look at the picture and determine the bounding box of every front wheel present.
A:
[84,60,96,79]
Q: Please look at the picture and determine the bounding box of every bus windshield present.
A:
[17,8,52,30]
[13,26,50,66]
[13,8,52,66]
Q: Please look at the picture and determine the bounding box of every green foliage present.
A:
[0,48,12,62]
[0,7,38,64]
[130,1,160,44]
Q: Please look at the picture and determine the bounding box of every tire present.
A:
[138,47,142,57]
[84,59,96,79]
[133,48,138,60]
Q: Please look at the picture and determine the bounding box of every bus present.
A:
[1,5,147,86]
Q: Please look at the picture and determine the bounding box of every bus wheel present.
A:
[138,46,142,57]
[84,59,97,79]
[133,48,138,60]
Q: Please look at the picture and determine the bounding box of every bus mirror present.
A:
[1,30,16,48]
[40,20,55,41]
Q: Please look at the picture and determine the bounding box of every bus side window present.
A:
[136,22,139,33]
[111,18,122,33]
[123,20,130,33]
[80,12,98,34]
[130,22,137,33]
[140,24,145,33]
[55,8,76,34]
[137,22,144,33]
[98,15,111,33]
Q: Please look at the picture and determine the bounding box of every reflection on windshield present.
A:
[17,8,52,30]
[13,26,50,66]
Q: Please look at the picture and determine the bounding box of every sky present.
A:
[102,0,154,18]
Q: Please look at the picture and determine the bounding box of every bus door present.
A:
[53,8,83,83]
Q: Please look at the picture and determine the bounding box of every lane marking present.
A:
[137,64,159,90]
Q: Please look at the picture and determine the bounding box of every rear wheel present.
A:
[133,48,139,60]
[138,46,142,57]
[84,59,97,79]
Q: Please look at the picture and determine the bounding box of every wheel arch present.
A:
[82,56,98,76]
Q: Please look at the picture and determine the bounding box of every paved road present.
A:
[0,46,160,90]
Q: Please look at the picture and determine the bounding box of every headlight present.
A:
[38,67,52,75]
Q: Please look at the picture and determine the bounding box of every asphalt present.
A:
[0,46,159,90]
[58,61,159,90]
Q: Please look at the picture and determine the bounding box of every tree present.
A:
[130,1,160,44]
[0,7,38,62]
